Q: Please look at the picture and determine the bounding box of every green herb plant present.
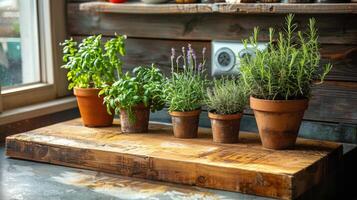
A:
[100,64,166,122]
[164,44,208,112]
[60,34,126,89]
[240,14,332,100]
[205,76,248,115]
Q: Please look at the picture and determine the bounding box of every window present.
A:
[0,0,40,88]
[0,0,68,112]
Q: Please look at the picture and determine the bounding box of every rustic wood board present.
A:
[79,2,357,14]
[5,118,342,200]
[68,3,357,45]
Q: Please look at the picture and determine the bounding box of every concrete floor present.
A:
[0,145,270,200]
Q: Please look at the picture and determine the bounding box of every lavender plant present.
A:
[164,44,208,112]
[240,14,332,100]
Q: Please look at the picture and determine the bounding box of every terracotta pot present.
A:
[250,96,309,150]
[74,88,114,127]
[169,109,201,138]
[120,103,150,133]
[208,112,242,143]
[109,0,127,3]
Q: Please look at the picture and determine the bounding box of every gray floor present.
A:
[0,145,270,200]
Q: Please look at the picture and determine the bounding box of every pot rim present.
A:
[120,103,149,111]
[250,96,308,112]
[208,112,242,120]
[74,87,101,97]
[169,109,201,117]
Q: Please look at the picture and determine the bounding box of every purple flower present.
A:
[191,48,196,61]
[188,43,192,52]
[187,49,192,67]
[171,48,175,59]
[202,47,206,57]
[198,63,202,72]
[176,55,182,65]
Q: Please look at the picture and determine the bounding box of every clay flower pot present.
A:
[120,103,150,133]
[109,0,127,3]
[169,109,201,138]
[208,112,242,143]
[250,96,309,150]
[74,88,114,127]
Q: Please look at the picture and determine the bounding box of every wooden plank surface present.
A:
[68,3,357,45]
[6,118,343,200]
[79,2,357,14]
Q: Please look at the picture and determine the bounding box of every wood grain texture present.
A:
[5,119,343,200]
[306,81,357,124]
[320,45,357,82]
[68,3,357,44]
[0,108,79,143]
[79,2,357,14]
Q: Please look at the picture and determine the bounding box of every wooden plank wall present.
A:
[66,1,357,143]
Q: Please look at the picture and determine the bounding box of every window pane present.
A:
[0,0,40,88]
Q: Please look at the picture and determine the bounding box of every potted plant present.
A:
[164,45,207,138]
[101,64,165,133]
[61,34,126,127]
[240,14,332,150]
[205,76,248,143]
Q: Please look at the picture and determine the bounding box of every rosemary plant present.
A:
[205,76,248,115]
[240,14,332,100]
[164,44,208,112]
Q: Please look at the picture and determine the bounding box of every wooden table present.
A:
[5,118,342,200]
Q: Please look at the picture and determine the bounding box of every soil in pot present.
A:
[74,88,114,127]
[120,103,150,133]
[208,112,242,143]
[250,96,308,150]
[169,109,201,138]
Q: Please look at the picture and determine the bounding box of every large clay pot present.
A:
[120,103,150,133]
[169,109,201,138]
[250,96,309,150]
[74,88,114,127]
[208,112,242,143]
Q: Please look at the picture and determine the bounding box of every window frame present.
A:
[0,0,68,111]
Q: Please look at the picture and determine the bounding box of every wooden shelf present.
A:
[79,1,357,14]
[6,118,342,200]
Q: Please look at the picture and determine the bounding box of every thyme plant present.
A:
[61,34,126,89]
[240,14,332,100]
[100,64,166,122]
[164,44,208,112]
[205,76,248,115]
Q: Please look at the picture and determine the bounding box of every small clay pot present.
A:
[250,96,308,150]
[120,103,150,133]
[169,109,201,138]
[74,88,114,127]
[208,112,242,144]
